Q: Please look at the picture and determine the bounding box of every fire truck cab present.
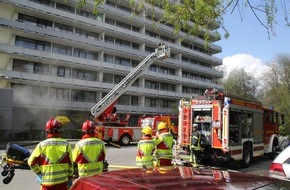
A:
[139,115,178,138]
[178,89,284,167]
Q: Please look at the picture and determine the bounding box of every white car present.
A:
[269,145,290,181]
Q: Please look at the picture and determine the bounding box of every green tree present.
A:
[75,0,290,42]
[222,67,260,100]
[262,54,290,136]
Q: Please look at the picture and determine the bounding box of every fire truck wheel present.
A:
[270,140,278,160]
[241,144,252,168]
[119,134,131,146]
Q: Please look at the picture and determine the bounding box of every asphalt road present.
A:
[0,142,273,190]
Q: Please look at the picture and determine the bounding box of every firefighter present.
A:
[136,126,155,169]
[72,120,106,178]
[28,118,73,190]
[153,122,174,166]
[190,123,202,168]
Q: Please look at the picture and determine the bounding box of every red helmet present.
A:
[45,118,61,134]
[82,120,95,134]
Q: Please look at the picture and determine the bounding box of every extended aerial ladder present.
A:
[91,42,170,121]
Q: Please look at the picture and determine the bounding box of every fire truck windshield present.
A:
[140,118,154,128]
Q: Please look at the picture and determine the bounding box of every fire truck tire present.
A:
[119,134,131,146]
[241,144,252,168]
[270,138,279,159]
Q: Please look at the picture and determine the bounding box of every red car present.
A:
[71,166,290,190]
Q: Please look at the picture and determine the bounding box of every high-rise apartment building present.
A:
[0,0,223,135]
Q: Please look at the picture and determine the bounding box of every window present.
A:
[76,9,96,19]
[49,88,69,101]
[160,66,175,75]
[145,80,159,90]
[71,90,96,102]
[118,95,130,105]
[103,73,113,83]
[105,36,114,44]
[114,75,124,84]
[15,36,51,51]
[116,21,131,30]
[53,44,72,56]
[132,79,138,87]
[115,38,131,48]
[115,57,130,67]
[18,13,52,28]
[131,96,138,106]
[104,54,114,63]
[160,99,168,108]
[132,60,139,68]
[160,99,175,108]
[74,48,86,58]
[75,28,99,39]
[106,1,115,7]
[105,18,115,25]
[31,86,48,98]
[145,98,158,107]
[57,67,65,77]
[55,23,73,33]
[182,86,190,94]
[149,65,157,72]
[145,46,155,53]
[74,49,97,60]
[132,43,139,50]
[118,4,131,13]
[34,63,43,74]
[56,2,75,13]
[160,83,175,92]
[73,69,85,79]
[30,0,54,6]
[13,59,49,74]
[145,30,157,38]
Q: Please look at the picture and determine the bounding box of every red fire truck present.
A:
[178,89,285,167]
[93,42,170,146]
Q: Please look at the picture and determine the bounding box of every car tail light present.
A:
[269,163,286,177]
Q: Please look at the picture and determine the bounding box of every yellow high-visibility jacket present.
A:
[28,138,73,186]
[154,132,173,160]
[136,138,155,168]
[72,137,106,177]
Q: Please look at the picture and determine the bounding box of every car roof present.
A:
[71,166,290,190]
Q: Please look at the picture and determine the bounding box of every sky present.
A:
[215,5,290,78]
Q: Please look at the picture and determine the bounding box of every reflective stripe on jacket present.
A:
[28,138,73,186]
[154,132,173,160]
[72,137,106,177]
[136,139,155,167]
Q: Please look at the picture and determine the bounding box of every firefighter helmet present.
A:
[192,124,198,131]
[82,120,95,134]
[157,122,167,131]
[45,118,61,134]
[142,126,152,136]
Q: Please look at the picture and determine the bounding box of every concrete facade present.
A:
[0,0,223,132]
